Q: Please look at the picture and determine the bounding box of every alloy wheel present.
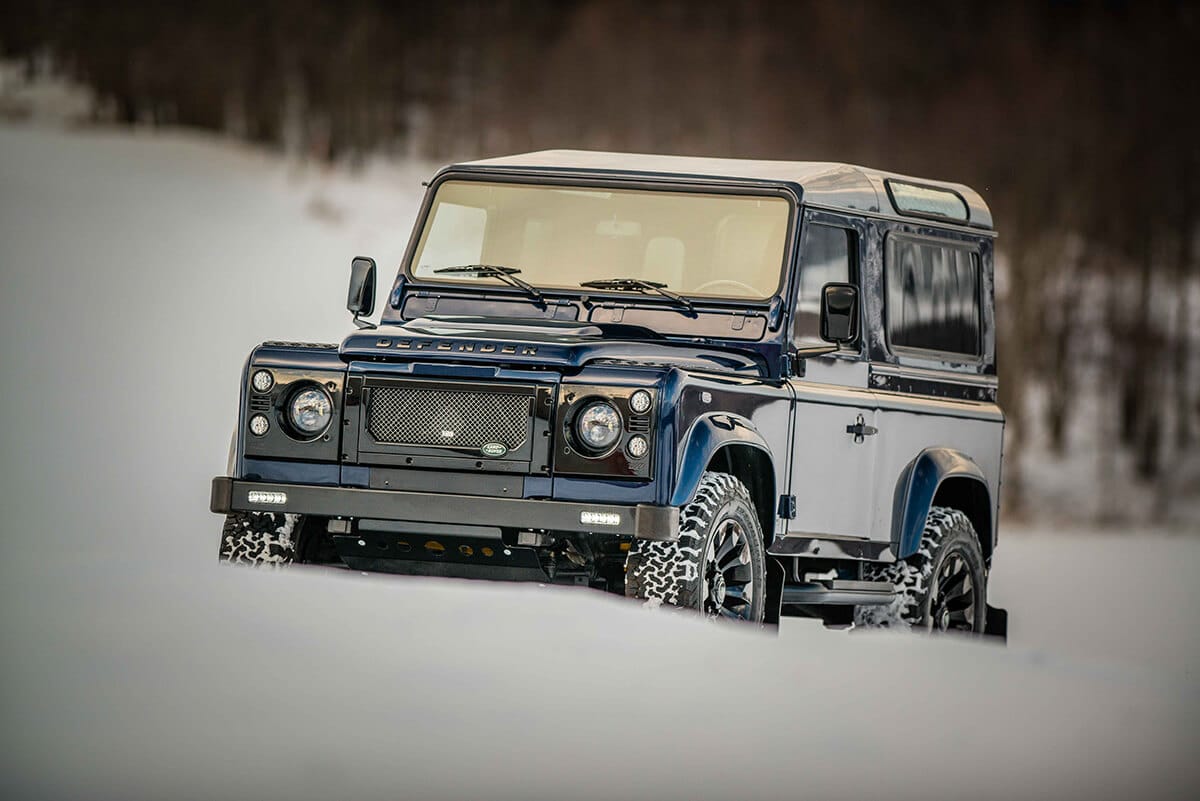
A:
[930,548,977,632]
[702,518,755,620]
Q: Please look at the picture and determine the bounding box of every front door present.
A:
[785,211,878,540]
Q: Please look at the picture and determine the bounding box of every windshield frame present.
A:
[399,170,800,307]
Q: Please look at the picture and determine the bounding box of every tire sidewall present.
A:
[219,511,300,566]
[626,472,767,624]
[856,507,988,633]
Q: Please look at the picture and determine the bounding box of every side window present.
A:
[885,236,980,356]
[793,223,852,345]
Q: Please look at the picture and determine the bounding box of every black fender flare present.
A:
[669,413,775,509]
[892,447,991,559]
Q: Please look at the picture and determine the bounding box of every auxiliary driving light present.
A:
[626,434,649,459]
[580,510,621,527]
[629,389,652,414]
[249,413,270,436]
[247,490,287,505]
[251,369,274,393]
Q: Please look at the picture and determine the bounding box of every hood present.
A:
[340,316,764,375]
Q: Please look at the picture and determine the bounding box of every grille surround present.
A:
[366,384,533,452]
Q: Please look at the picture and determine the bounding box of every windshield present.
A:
[410,180,791,300]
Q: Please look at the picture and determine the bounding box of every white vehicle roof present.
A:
[453,149,993,231]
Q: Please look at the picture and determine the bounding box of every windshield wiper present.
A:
[434,264,543,303]
[579,278,694,313]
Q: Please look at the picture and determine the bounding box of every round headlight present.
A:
[575,401,621,452]
[251,369,274,393]
[627,434,648,459]
[288,387,333,435]
[249,413,270,437]
[629,390,652,414]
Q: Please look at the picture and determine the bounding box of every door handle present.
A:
[846,414,878,444]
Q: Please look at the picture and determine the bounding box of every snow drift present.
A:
[0,123,1197,801]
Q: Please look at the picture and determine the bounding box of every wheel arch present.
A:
[893,447,994,562]
[932,477,993,565]
[671,414,777,542]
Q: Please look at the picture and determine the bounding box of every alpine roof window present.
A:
[885,180,969,223]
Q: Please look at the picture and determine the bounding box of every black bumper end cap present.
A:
[210,477,233,514]
[633,504,680,541]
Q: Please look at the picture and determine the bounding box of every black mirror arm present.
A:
[788,344,838,377]
[352,313,376,330]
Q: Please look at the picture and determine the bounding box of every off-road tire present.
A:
[625,471,766,622]
[218,511,301,566]
[854,506,987,632]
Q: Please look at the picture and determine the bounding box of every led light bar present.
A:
[247,491,288,505]
[580,510,621,527]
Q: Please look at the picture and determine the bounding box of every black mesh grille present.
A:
[367,386,532,450]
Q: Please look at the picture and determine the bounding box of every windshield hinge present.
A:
[767,296,784,330]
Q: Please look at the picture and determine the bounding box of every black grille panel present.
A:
[367,386,532,450]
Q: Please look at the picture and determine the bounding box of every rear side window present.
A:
[885,236,980,356]
[793,223,852,344]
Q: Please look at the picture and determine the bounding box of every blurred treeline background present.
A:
[2,0,1198,524]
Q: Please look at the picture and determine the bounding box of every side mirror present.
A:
[820,282,859,345]
[347,256,376,327]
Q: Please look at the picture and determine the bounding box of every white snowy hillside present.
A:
[1,121,1197,801]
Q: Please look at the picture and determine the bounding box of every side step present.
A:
[782,580,895,606]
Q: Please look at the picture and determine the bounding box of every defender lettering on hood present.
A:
[375,338,539,356]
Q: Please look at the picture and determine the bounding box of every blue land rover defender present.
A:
[211,151,1006,635]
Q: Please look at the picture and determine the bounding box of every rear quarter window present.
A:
[885,236,981,357]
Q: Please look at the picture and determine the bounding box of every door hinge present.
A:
[778,495,797,519]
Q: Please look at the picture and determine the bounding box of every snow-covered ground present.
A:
[1,122,1197,800]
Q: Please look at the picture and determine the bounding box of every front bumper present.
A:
[210,477,679,541]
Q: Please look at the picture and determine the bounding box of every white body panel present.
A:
[788,379,879,539]
[786,359,1003,551]
[870,391,1004,543]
